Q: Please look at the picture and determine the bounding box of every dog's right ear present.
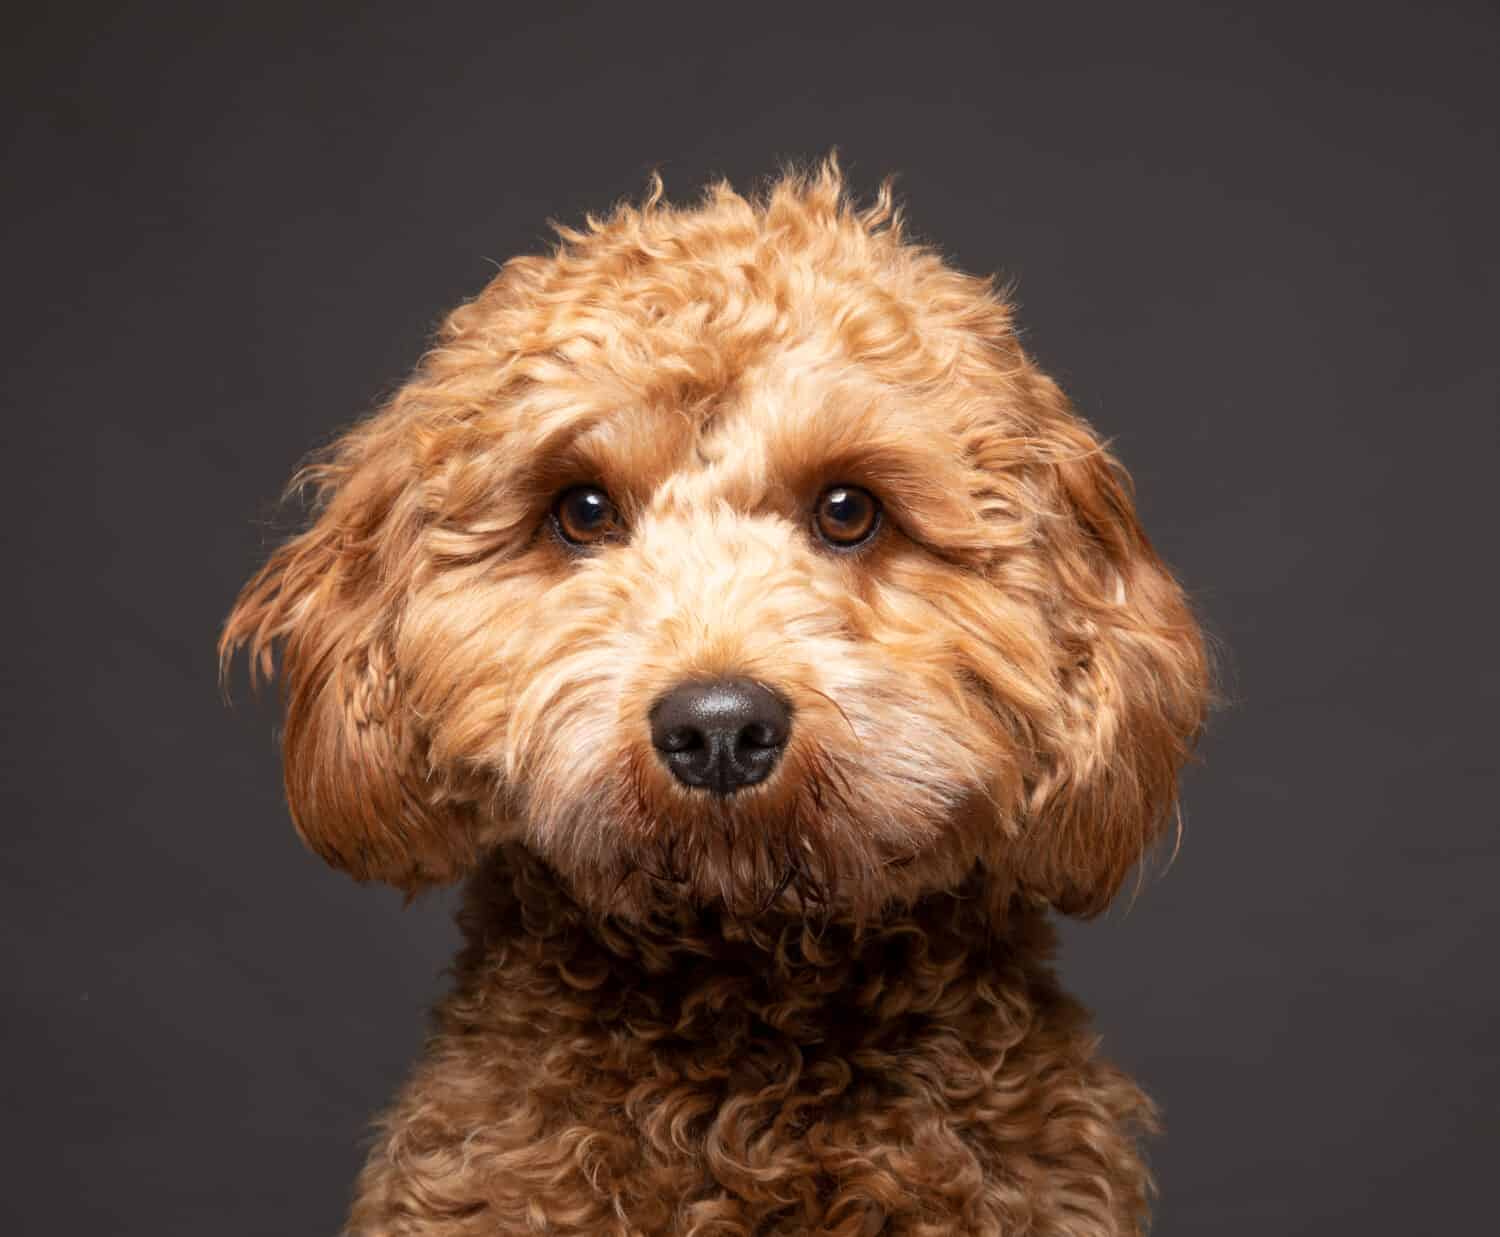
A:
[221,402,480,891]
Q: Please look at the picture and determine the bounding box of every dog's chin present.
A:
[531,780,986,928]
[547,804,838,924]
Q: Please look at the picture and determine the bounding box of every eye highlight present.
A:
[813,485,881,549]
[552,485,621,547]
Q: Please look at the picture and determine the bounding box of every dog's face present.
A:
[224,167,1207,923]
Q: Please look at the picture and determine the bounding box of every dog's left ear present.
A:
[221,402,481,891]
[1011,370,1211,917]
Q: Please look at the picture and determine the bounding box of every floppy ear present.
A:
[1015,370,1210,917]
[221,403,481,891]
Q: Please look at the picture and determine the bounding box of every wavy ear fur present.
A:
[1016,371,1210,917]
[220,402,480,891]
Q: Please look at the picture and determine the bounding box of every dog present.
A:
[223,159,1209,1236]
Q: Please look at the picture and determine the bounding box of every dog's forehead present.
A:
[497,232,1007,534]
[565,342,963,512]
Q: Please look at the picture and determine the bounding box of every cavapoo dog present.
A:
[224,160,1208,1236]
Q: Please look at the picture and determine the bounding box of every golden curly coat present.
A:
[224,159,1208,1235]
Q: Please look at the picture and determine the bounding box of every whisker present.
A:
[802,685,860,746]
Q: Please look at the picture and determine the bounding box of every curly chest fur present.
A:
[347,853,1155,1237]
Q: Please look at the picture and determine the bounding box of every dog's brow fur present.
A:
[222,156,1209,1235]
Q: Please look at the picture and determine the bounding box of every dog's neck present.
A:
[450,846,1061,1030]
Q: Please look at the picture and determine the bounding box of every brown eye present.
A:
[553,485,620,546]
[814,485,881,548]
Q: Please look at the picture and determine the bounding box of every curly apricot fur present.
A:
[223,157,1208,1235]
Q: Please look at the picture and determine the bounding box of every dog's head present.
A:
[223,163,1208,923]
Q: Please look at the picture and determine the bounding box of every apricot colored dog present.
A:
[225,160,1208,1236]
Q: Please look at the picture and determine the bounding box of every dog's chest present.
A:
[491,982,1016,1233]
[405,922,1121,1235]
[357,876,1153,1235]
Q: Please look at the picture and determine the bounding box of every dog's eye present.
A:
[552,485,621,547]
[814,485,881,549]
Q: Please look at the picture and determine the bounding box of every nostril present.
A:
[656,725,703,754]
[738,721,782,749]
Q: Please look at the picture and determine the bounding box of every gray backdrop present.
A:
[5,2,1496,1233]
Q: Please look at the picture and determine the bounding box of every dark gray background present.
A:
[5,2,1496,1233]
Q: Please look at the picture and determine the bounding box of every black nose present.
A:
[650,678,791,794]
